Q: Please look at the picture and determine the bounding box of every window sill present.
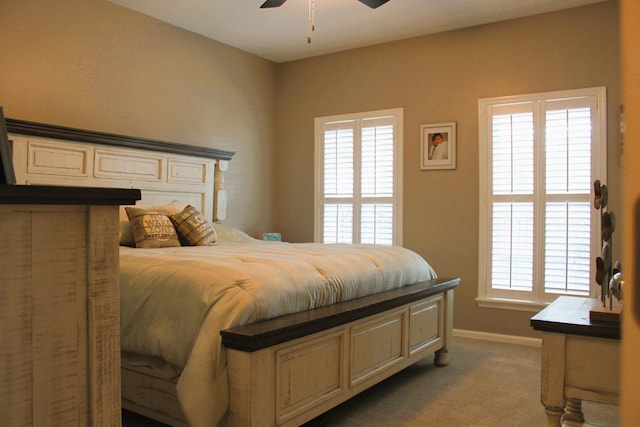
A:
[476,297,547,313]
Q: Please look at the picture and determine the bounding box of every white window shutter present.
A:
[315,109,402,245]
[478,87,606,307]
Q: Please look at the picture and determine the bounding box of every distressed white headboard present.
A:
[6,119,234,223]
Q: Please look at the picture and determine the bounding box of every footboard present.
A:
[221,277,458,427]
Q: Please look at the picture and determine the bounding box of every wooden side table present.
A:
[531,296,620,427]
[0,185,140,426]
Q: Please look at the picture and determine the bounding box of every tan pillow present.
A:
[119,203,151,246]
[170,205,217,246]
[125,207,181,248]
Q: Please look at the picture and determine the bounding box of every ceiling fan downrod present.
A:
[308,0,315,44]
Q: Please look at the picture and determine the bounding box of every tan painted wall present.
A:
[0,0,277,236]
[0,0,621,338]
[274,1,621,337]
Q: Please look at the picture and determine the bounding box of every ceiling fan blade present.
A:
[357,0,391,8]
[260,0,287,8]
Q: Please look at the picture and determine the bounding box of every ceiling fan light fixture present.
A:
[260,0,287,8]
[261,0,391,10]
[357,0,391,8]
[260,0,391,44]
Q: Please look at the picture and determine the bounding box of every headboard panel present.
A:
[7,119,235,223]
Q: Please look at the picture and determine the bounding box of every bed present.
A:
[7,118,459,427]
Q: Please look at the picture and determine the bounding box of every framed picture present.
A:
[0,106,16,184]
[420,122,456,171]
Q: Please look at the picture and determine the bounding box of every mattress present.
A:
[119,227,436,426]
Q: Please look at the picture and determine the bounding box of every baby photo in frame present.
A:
[420,122,456,171]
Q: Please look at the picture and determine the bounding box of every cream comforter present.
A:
[119,229,436,426]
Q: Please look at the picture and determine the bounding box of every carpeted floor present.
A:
[122,336,619,426]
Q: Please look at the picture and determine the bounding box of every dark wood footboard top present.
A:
[221,276,459,352]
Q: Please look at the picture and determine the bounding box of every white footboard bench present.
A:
[221,276,458,427]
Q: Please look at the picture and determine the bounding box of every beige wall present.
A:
[0,0,277,236]
[0,0,621,338]
[274,1,621,337]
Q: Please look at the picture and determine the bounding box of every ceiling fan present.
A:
[260,0,390,9]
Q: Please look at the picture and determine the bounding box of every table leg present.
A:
[540,333,567,427]
[543,404,564,427]
[562,398,585,423]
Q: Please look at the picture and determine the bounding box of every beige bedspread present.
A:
[119,230,436,426]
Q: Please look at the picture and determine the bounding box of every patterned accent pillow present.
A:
[170,205,217,246]
[125,207,181,248]
[119,203,151,247]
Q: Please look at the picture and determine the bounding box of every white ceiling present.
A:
[108,0,606,63]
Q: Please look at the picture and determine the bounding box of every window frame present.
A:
[314,108,403,246]
[477,87,607,311]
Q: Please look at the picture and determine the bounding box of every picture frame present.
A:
[0,106,16,184]
[420,121,456,171]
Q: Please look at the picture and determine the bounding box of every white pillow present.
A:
[212,223,255,243]
[152,200,188,216]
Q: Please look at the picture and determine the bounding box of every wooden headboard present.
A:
[6,119,235,222]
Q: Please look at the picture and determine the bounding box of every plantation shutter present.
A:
[479,87,605,306]
[317,110,401,245]
[323,123,354,243]
[543,100,593,295]
[360,118,394,245]
[490,103,535,292]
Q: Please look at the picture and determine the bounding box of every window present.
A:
[315,108,403,246]
[478,87,607,309]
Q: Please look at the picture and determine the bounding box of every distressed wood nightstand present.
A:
[531,296,619,427]
[0,185,140,426]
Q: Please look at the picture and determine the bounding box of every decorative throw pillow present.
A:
[119,203,151,246]
[125,207,181,248]
[170,205,217,246]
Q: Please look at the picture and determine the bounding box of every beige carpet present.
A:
[122,336,619,426]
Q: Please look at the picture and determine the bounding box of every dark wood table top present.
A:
[530,296,620,340]
[0,184,140,205]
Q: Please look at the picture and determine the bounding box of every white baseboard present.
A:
[453,328,542,348]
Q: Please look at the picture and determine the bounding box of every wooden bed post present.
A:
[214,160,229,222]
[434,288,454,367]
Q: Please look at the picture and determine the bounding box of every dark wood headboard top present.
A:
[6,118,235,162]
